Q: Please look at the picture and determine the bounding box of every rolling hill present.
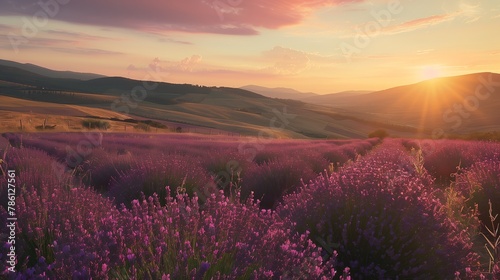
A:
[241,85,372,105]
[300,90,373,106]
[327,73,500,135]
[240,85,318,100]
[1,59,499,138]
[0,61,388,138]
[0,59,105,81]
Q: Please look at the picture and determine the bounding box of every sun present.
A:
[419,65,442,81]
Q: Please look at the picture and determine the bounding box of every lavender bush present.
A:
[278,140,479,278]
[3,132,498,279]
[454,160,500,225]
[107,154,213,207]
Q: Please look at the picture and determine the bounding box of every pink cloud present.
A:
[1,0,364,35]
[383,14,456,34]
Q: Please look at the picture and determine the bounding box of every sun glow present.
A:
[420,65,443,81]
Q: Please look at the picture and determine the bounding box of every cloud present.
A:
[0,24,15,33]
[128,56,204,74]
[157,37,193,45]
[262,46,311,74]
[382,14,457,34]
[43,29,110,41]
[261,46,340,74]
[0,37,74,51]
[0,0,365,35]
[126,64,139,71]
[380,1,486,35]
[0,34,122,55]
[416,49,435,55]
[50,47,123,56]
[178,55,203,72]
[441,0,482,22]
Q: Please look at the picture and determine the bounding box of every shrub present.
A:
[368,129,389,139]
[104,191,336,279]
[1,186,336,279]
[253,150,279,165]
[422,140,476,182]
[134,122,151,132]
[107,154,213,207]
[82,119,111,130]
[80,150,134,192]
[278,141,478,279]
[454,160,500,226]
[322,148,349,170]
[201,151,248,197]
[241,157,317,209]
[0,147,116,278]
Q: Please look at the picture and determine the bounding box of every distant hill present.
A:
[241,85,373,106]
[300,90,372,106]
[0,59,105,80]
[240,85,317,100]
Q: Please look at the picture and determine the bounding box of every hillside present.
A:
[300,90,372,106]
[0,62,386,138]
[240,85,318,100]
[2,60,497,138]
[329,73,500,134]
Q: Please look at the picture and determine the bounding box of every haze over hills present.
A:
[0,59,499,138]
[240,85,372,106]
[300,90,373,106]
[240,85,318,100]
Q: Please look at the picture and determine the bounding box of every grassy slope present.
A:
[329,73,500,134]
[6,64,496,138]
[0,66,387,138]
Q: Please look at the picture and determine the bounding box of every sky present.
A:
[1,0,499,94]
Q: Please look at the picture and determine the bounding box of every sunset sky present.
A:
[1,0,499,93]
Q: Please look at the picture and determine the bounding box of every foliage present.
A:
[368,129,389,139]
[82,119,111,130]
[2,133,499,278]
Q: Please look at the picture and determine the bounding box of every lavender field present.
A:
[0,133,499,279]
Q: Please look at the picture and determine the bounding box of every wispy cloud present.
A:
[416,49,435,55]
[43,29,111,41]
[0,37,74,50]
[157,37,193,45]
[0,24,15,33]
[0,36,123,56]
[383,14,456,35]
[51,47,123,56]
